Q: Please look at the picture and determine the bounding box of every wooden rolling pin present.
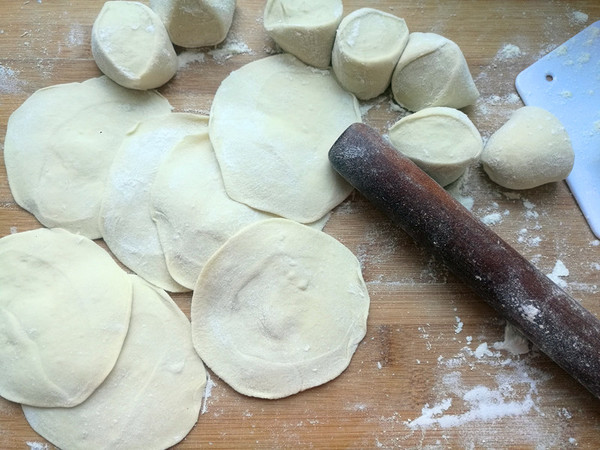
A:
[329,122,600,399]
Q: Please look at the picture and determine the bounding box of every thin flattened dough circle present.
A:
[0,228,132,408]
[209,54,361,223]
[23,275,207,450]
[3,76,172,239]
[191,218,370,399]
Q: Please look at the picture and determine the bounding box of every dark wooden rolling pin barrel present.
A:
[329,122,600,399]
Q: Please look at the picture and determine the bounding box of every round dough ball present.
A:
[209,54,360,223]
[149,0,236,48]
[263,0,343,69]
[332,8,409,100]
[101,113,208,293]
[23,275,207,450]
[388,107,483,186]
[391,32,479,111]
[191,218,370,399]
[91,1,177,90]
[3,76,172,239]
[481,106,575,190]
[0,228,132,408]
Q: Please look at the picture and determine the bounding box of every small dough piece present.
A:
[92,1,177,90]
[391,32,479,111]
[3,76,172,239]
[388,107,483,186]
[23,275,207,450]
[149,0,236,48]
[264,0,343,69]
[101,113,208,293]
[332,8,409,100]
[0,228,132,408]
[209,54,361,223]
[191,218,370,399]
[481,106,575,190]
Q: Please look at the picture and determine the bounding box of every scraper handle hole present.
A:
[546,73,554,82]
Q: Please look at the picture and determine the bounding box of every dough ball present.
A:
[388,107,483,186]
[481,106,575,190]
[23,275,207,450]
[101,113,208,293]
[332,8,409,100]
[391,32,479,111]
[0,228,132,408]
[91,1,177,90]
[149,0,236,48]
[209,54,360,223]
[263,0,343,69]
[191,218,370,399]
[3,76,172,239]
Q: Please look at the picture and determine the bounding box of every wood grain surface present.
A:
[1,1,600,448]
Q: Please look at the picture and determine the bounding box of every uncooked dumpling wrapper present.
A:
[0,228,132,408]
[191,218,370,399]
[3,76,172,239]
[101,112,209,292]
[23,275,207,450]
[209,53,361,223]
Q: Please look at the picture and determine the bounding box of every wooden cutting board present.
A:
[1,1,600,448]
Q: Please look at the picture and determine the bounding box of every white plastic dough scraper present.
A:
[515,21,600,239]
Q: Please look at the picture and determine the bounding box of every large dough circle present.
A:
[23,275,207,450]
[3,76,172,239]
[0,228,132,408]
[101,112,209,292]
[191,218,370,399]
[208,53,361,223]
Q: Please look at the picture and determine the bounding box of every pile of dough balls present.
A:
[91,0,236,90]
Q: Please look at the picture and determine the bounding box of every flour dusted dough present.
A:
[391,32,479,111]
[149,0,236,48]
[263,0,343,68]
[481,106,575,190]
[191,218,370,399]
[92,1,177,90]
[23,275,207,450]
[388,107,483,186]
[3,76,172,239]
[151,134,277,290]
[0,228,132,408]
[332,8,409,100]
[101,113,208,292]
[209,54,360,223]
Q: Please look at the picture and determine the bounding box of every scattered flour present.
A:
[201,375,217,415]
[546,260,569,288]
[209,37,253,64]
[496,43,523,61]
[178,50,206,69]
[454,317,463,334]
[570,10,589,25]
[481,212,503,226]
[493,323,530,355]
[26,443,48,450]
[0,64,25,94]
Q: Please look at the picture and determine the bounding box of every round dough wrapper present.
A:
[481,106,575,190]
[209,54,361,223]
[3,76,172,239]
[388,106,483,186]
[23,275,207,450]
[391,32,479,112]
[264,0,343,69]
[149,0,236,48]
[191,218,370,399]
[151,134,329,290]
[92,1,177,90]
[0,228,132,408]
[332,7,409,100]
[101,113,208,293]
